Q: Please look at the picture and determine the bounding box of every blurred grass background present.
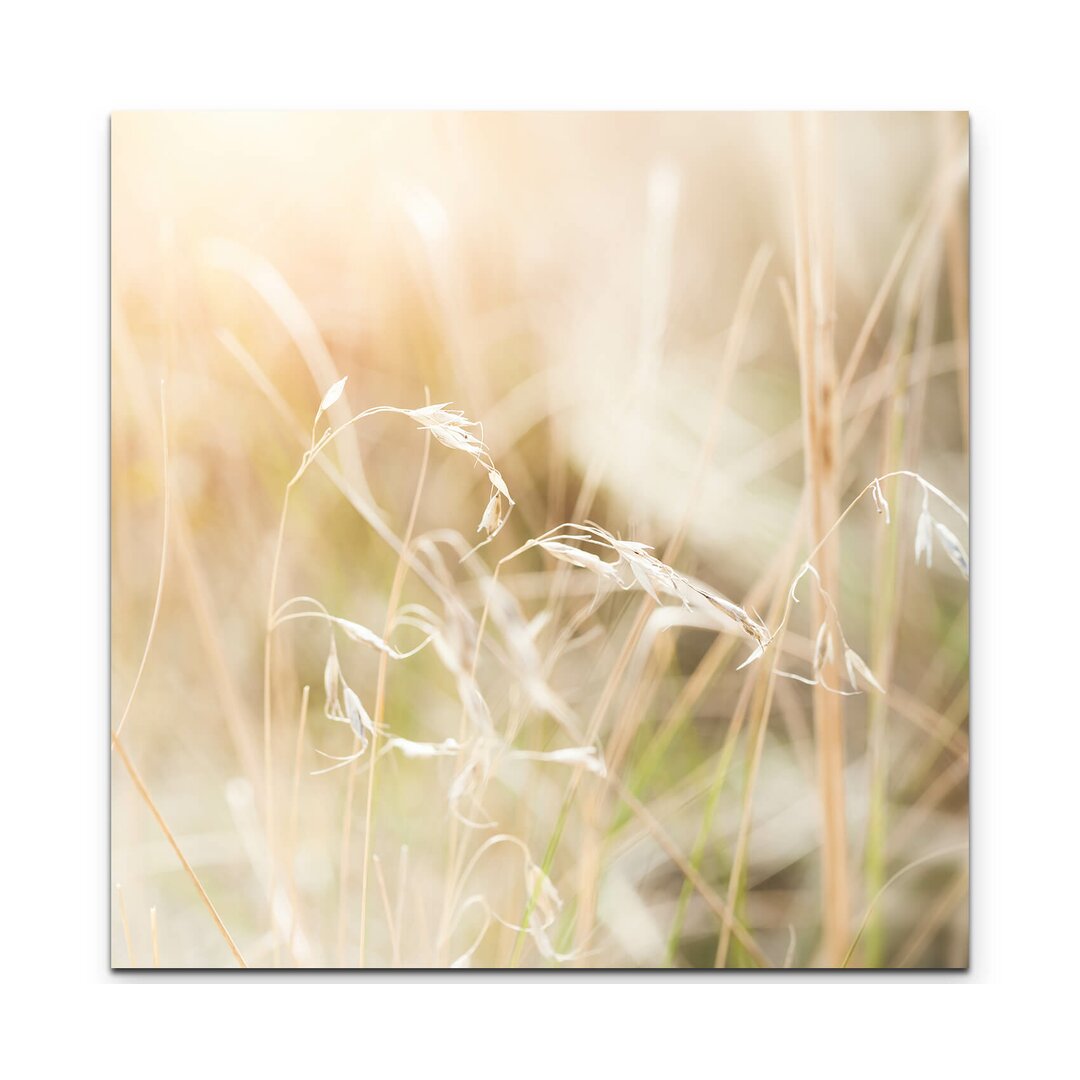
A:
[111,112,968,968]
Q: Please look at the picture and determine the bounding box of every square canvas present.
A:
[111,112,969,969]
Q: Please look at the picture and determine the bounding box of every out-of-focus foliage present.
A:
[112,112,968,969]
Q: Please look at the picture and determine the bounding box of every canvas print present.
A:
[111,112,969,969]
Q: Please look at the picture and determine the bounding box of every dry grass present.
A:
[111,111,969,969]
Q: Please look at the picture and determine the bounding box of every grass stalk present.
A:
[112,732,247,967]
[864,210,944,964]
[114,382,169,738]
[863,398,908,965]
[356,429,432,966]
[713,549,797,967]
[791,112,849,966]
[665,670,755,963]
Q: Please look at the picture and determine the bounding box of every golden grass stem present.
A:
[714,674,772,968]
[356,428,431,966]
[713,540,798,967]
[864,213,943,964]
[565,601,656,953]
[612,777,771,968]
[666,669,756,964]
[112,732,247,967]
[863,382,909,966]
[662,508,805,962]
[792,112,849,965]
[115,382,169,738]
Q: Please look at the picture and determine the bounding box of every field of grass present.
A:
[110,111,969,968]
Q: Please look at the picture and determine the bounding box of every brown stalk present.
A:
[713,667,772,968]
[112,732,247,967]
[791,112,849,965]
[611,778,771,968]
[355,427,432,966]
[864,198,945,965]
[713,522,800,968]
